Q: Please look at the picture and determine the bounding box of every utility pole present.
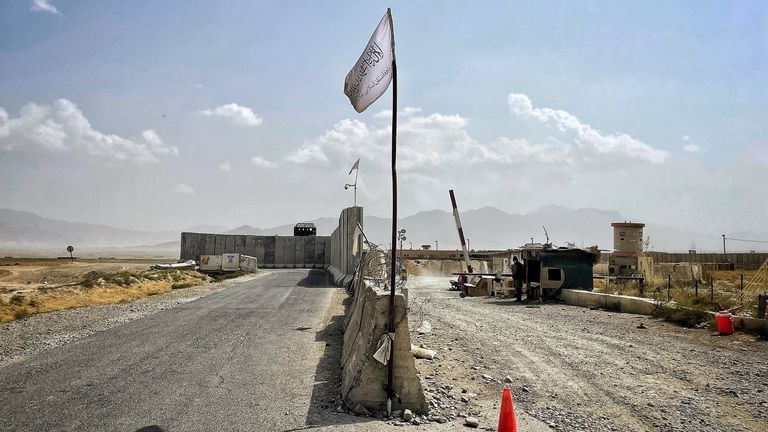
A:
[435,240,438,251]
[722,234,726,254]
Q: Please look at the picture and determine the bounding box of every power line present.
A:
[725,237,768,244]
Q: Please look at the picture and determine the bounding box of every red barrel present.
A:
[715,311,734,335]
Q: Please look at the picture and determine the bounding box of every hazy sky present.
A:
[1,1,766,236]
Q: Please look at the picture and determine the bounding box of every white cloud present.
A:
[682,135,690,141]
[508,93,669,164]
[280,100,682,225]
[30,0,60,15]
[403,107,423,116]
[198,103,263,127]
[218,162,231,172]
[285,112,556,173]
[170,183,195,195]
[374,106,423,119]
[0,99,178,164]
[683,143,702,153]
[251,156,276,168]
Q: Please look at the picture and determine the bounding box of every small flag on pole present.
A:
[343,10,394,113]
[348,158,360,175]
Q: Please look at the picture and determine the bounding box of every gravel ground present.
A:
[405,276,768,432]
[0,272,268,368]
[3,271,766,431]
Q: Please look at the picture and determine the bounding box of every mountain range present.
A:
[1,207,765,253]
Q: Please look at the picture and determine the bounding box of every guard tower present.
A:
[609,222,652,278]
[293,223,317,236]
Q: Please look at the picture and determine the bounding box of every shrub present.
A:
[10,294,24,306]
[652,302,709,328]
[81,271,103,288]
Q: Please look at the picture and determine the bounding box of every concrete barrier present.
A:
[180,206,363,278]
[327,206,363,286]
[733,316,768,335]
[180,233,330,269]
[561,289,657,315]
[341,279,427,414]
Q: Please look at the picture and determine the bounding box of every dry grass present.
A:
[594,269,766,314]
[0,267,210,323]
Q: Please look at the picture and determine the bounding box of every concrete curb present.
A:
[560,289,768,335]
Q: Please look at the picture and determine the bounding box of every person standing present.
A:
[511,256,525,302]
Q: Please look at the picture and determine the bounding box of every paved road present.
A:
[0,269,341,432]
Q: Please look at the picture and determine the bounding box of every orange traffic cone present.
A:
[498,387,518,432]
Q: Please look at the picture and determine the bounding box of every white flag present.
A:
[348,158,360,175]
[344,10,394,113]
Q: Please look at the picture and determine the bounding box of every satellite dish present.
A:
[66,245,74,261]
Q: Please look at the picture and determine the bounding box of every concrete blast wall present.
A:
[341,280,427,414]
[647,252,768,270]
[327,206,363,286]
[179,206,361,279]
[179,233,330,268]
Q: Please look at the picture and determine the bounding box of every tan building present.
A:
[609,222,653,278]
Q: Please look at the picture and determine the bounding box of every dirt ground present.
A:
[0,258,210,322]
[405,276,768,432]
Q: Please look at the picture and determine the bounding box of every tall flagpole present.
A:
[353,165,359,206]
[386,7,398,409]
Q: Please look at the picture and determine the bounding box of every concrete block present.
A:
[314,237,327,268]
[606,294,621,312]
[341,282,426,413]
[254,237,266,266]
[214,235,226,255]
[200,255,222,271]
[235,235,247,255]
[245,236,256,257]
[618,296,656,315]
[196,234,207,260]
[315,237,331,266]
[264,236,276,267]
[225,235,235,254]
[304,236,315,268]
[294,236,305,268]
[733,316,768,334]
[179,233,188,260]
[274,237,286,268]
[204,234,216,256]
[284,237,296,268]
[576,291,607,309]
[222,253,240,271]
[239,254,258,272]
[560,289,578,304]
[563,289,659,316]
